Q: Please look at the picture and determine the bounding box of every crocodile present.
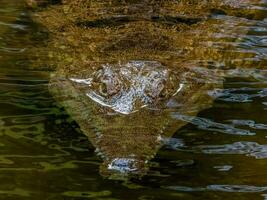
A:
[27,0,266,179]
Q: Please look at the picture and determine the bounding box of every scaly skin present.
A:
[50,66,219,179]
[27,0,265,179]
[50,59,220,178]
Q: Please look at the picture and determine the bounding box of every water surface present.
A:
[0,0,267,199]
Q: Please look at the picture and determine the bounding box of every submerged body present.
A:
[28,0,265,178]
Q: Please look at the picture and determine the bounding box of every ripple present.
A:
[62,190,112,198]
[229,120,267,130]
[0,46,25,53]
[171,113,255,135]
[160,137,185,150]
[171,160,195,167]
[207,185,267,193]
[240,36,267,58]
[0,21,27,30]
[208,88,267,103]
[163,186,205,192]
[0,188,31,197]
[0,114,47,125]
[213,165,233,172]
[194,142,267,159]
[164,185,267,193]
[223,69,267,81]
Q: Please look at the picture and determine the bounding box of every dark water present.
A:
[0,0,267,199]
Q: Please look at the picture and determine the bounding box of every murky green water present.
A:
[0,0,267,199]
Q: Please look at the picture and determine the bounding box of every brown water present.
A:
[0,0,267,199]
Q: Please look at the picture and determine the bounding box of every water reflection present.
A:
[213,165,233,171]
[229,119,267,130]
[171,114,255,135]
[0,0,266,199]
[193,142,267,159]
[29,0,267,179]
[164,185,267,193]
[209,87,267,102]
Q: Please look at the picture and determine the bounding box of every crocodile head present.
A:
[70,61,181,115]
[50,60,219,179]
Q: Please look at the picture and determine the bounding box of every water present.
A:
[0,0,267,199]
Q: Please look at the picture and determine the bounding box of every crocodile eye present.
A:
[159,88,168,99]
[99,83,108,96]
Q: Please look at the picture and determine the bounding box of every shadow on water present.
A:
[0,0,267,199]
